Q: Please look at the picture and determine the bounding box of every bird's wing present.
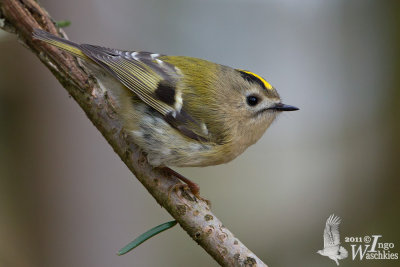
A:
[79,44,209,141]
[32,29,209,142]
[323,214,342,248]
[79,45,174,115]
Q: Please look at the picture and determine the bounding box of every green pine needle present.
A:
[117,220,178,255]
[55,20,71,28]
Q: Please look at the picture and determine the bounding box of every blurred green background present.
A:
[1,0,399,266]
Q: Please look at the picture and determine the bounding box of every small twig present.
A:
[0,1,268,266]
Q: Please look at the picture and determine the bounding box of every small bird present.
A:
[317,214,348,265]
[32,29,298,198]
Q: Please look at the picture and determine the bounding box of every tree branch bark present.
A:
[0,1,268,266]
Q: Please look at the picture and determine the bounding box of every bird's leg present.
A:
[166,167,200,195]
[162,167,210,206]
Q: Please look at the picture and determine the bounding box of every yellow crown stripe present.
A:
[240,70,273,90]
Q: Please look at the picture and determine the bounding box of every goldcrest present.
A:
[33,29,298,168]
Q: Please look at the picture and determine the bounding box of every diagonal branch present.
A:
[0,1,268,266]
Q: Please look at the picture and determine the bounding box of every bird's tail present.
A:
[32,29,89,60]
[338,246,348,259]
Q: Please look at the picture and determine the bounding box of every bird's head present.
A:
[316,250,323,255]
[215,68,298,147]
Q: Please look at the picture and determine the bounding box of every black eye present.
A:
[246,95,259,106]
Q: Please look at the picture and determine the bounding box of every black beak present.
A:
[269,103,299,111]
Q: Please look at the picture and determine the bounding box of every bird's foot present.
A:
[164,167,211,207]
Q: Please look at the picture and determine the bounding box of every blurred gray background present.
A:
[1,0,399,266]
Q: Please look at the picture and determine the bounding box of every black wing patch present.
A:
[154,81,176,105]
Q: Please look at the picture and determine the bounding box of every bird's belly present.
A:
[107,83,242,167]
[124,103,216,167]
